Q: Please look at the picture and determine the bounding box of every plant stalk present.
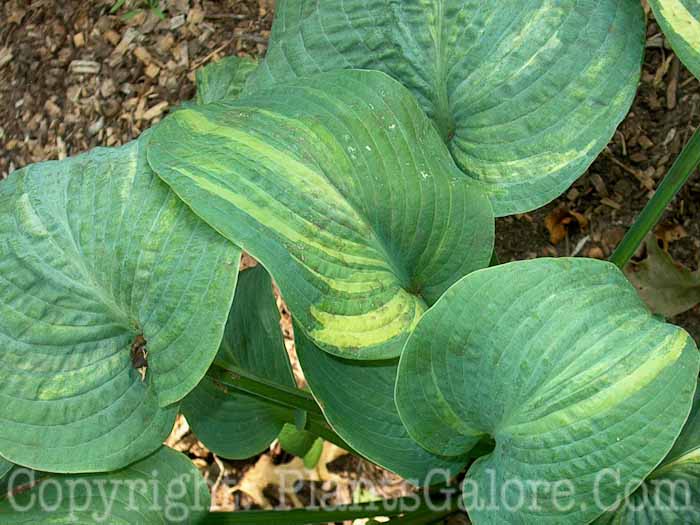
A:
[610,127,700,268]
[208,362,356,452]
[301,412,358,453]
[209,362,322,416]
[382,507,459,524]
[202,494,459,524]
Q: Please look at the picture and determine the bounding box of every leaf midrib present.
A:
[431,0,454,143]
[59,187,134,332]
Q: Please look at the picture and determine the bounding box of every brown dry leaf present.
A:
[655,224,687,251]
[7,6,25,24]
[164,415,192,448]
[142,100,169,121]
[544,206,589,245]
[188,7,205,25]
[233,443,349,509]
[586,246,605,260]
[0,47,12,69]
[239,252,259,271]
[134,45,154,65]
[625,236,700,318]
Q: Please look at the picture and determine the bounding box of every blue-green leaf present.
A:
[0,447,210,524]
[0,133,240,472]
[295,328,467,484]
[247,0,645,216]
[396,258,699,524]
[182,266,295,459]
[594,388,700,523]
[196,55,258,105]
[649,0,700,80]
[147,69,494,360]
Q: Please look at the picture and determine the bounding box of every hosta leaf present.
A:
[0,134,240,472]
[182,265,295,459]
[295,327,467,484]
[246,0,645,216]
[0,446,210,524]
[625,236,700,318]
[0,460,11,482]
[594,389,700,524]
[196,55,258,105]
[649,0,700,79]
[396,258,699,524]
[147,69,494,360]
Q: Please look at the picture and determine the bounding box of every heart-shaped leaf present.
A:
[147,69,494,360]
[196,55,258,105]
[396,258,699,524]
[0,134,240,472]
[594,388,700,523]
[0,446,210,524]
[649,0,700,79]
[182,265,296,459]
[246,0,645,216]
[295,327,467,484]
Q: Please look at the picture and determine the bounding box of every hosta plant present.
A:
[1,1,700,524]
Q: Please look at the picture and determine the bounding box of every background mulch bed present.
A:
[1,0,698,520]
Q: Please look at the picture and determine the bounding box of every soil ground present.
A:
[1,0,698,521]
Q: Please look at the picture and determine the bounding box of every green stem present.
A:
[382,507,459,524]
[209,362,322,416]
[300,412,357,453]
[610,128,700,268]
[208,362,356,453]
[203,495,458,524]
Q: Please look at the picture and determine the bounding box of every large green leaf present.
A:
[649,0,700,79]
[594,388,700,524]
[147,69,494,360]
[246,0,645,216]
[395,258,699,524]
[0,134,240,472]
[182,265,295,459]
[295,327,466,484]
[0,446,210,523]
[196,55,258,105]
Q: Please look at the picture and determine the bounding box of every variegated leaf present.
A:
[649,0,700,79]
[147,69,494,360]
[396,258,699,524]
[0,134,239,472]
[246,0,645,215]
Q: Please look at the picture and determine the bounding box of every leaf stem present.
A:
[208,362,356,452]
[610,127,700,268]
[300,413,357,453]
[209,362,322,416]
[202,494,459,524]
[382,507,459,524]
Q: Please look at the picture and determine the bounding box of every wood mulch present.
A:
[1,0,699,519]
